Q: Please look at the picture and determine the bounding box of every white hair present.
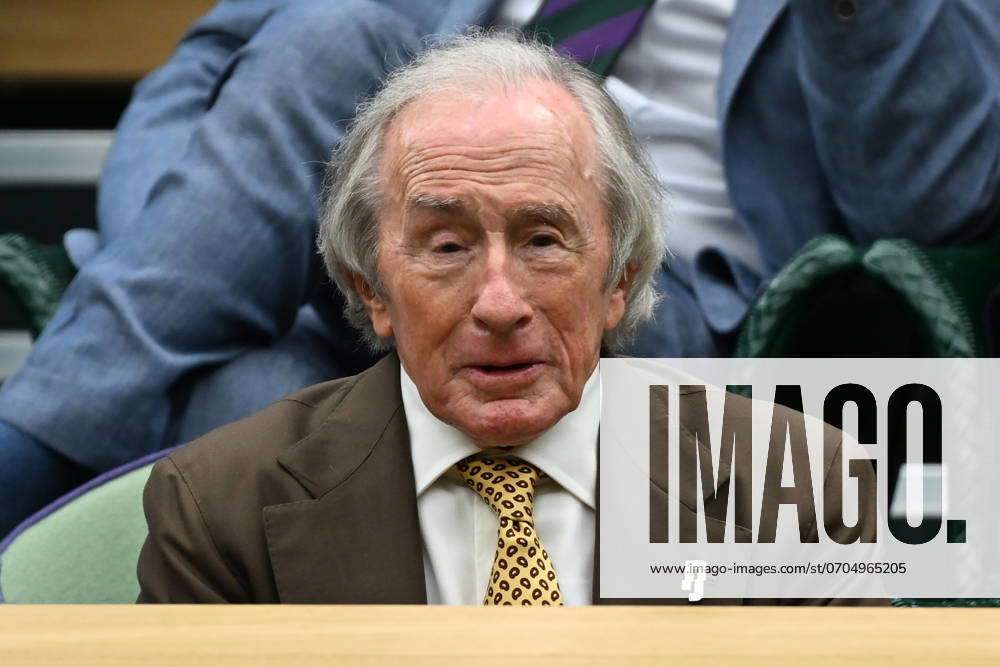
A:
[318,29,666,351]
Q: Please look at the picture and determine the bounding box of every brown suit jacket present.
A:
[137,353,881,604]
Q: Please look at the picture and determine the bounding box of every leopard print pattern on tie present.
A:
[454,455,563,606]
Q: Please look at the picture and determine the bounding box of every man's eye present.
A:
[434,242,464,254]
[528,234,557,248]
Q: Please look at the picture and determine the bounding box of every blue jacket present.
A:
[694,0,1000,334]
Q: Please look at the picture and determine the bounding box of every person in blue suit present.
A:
[1,0,998,535]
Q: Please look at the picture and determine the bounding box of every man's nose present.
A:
[470,248,532,335]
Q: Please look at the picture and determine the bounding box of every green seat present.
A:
[736,234,1000,608]
[735,234,1000,358]
[0,448,174,604]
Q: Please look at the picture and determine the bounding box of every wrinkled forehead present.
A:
[380,78,601,183]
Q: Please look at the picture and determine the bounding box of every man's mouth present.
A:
[462,361,545,389]
[477,362,535,373]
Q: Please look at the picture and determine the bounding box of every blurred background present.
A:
[0,0,214,379]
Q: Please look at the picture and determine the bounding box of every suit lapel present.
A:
[263,353,427,604]
[717,0,786,124]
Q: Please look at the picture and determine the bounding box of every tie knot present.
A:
[454,455,542,523]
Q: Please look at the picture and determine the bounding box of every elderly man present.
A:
[137,33,663,604]
[138,33,879,605]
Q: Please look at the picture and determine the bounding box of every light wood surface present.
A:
[0,605,997,666]
[0,0,215,80]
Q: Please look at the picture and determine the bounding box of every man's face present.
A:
[357,80,629,448]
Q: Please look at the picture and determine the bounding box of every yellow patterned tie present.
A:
[454,455,563,606]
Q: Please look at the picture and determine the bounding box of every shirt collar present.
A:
[402,363,599,509]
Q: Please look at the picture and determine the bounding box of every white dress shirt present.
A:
[495,0,760,273]
[402,365,599,605]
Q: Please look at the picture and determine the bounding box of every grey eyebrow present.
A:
[512,203,575,226]
[406,194,468,214]
[405,196,577,227]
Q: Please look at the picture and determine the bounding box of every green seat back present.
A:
[736,235,1000,358]
[0,462,155,604]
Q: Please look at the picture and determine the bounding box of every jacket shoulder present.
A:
[164,373,360,498]
[139,373,368,602]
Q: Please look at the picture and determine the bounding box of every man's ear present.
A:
[604,262,635,331]
[350,272,393,339]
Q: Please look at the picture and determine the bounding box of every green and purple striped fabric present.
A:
[525,0,655,77]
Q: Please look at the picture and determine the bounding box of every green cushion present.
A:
[0,463,153,604]
[735,235,1000,358]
